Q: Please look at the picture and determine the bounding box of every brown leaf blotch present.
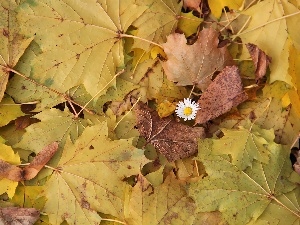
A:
[135,103,205,162]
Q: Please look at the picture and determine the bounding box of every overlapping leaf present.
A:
[43,123,148,225]
[16,0,147,97]
[125,173,196,225]
[190,139,300,225]
[0,0,33,102]
[162,28,234,90]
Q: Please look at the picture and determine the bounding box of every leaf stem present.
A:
[8,67,94,114]
[101,218,127,224]
[233,11,300,38]
[120,33,163,49]
[271,195,300,219]
[113,96,141,130]
[75,69,125,117]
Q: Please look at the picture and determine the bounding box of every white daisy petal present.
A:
[175,98,200,121]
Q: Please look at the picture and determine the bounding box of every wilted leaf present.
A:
[190,139,300,225]
[125,173,196,225]
[183,0,202,11]
[135,102,205,161]
[0,0,33,102]
[208,0,244,18]
[246,43,272,82]
[195,66,248,124]
[43,123,148,225]
[133,0,182,50]
[0,207,40,225]
[17,0,147,97]
[162,28,234,90]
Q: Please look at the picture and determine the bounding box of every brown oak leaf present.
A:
[195,65,248,124]
[0,207,39,225]
[161,27,234,90]
[0,142,58,181]
[246,43,272,82]
[134,103,205,162]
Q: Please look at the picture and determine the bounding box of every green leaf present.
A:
[43,123,148,225]
[190,139,300,225]
[17,0,147,97]
[212,124,274,170]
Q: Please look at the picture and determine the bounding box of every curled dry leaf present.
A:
[246,43,272,82]
[134,103,205,162]
[0,207,40,225]
[183,0,202,11]
[0,142,58,181]
[195,66,248,124]
[161,27,234,91]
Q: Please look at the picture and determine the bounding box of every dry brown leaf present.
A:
[0,159,23,182]
[23,142,58,180]
[195,66,248,124]
[134,103,205,162]
[0,142,58,181]
[0,207,40,225]
[246,43,272,82]
[161,28,234,90]
[183,0,202,11]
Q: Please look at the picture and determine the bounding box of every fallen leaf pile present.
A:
[0,0,299,224]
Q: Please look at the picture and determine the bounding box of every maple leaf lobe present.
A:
[135,103,205,161]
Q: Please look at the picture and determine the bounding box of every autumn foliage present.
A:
[0,0,300,225]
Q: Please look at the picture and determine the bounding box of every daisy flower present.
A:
[175,98,200,121]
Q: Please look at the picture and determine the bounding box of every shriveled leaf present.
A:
[183,0,202,11]
[0,96,24,127]
[0,207,40,225]
[195,66,248,124]
[208,0,244,18]
[43,123,148,225]
[23,142,58,180]
[125,173,196,225]
[162,28,234,90]
[246,43,272,82]
[212,124,275,170]
[135,102,205,161]
[239,0,299,86]
[190,139,300,225]
[0,0,33,102]
[17,0,147,97]
[133,0,182,50]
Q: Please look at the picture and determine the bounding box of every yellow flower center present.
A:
[183,107,193,116]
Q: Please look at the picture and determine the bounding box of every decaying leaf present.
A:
[190,139,300,225]
[246,43,272,81]
[0,207,40,225]
[125,173,196,225]
[162,28,234,90]
[135,102,205,161]
[43,123,148,225]
[195,65,248,124]
[183,0,202,11]
[0,0,33,102]
[0,142,58,182]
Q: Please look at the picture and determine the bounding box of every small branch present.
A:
[120,33,164,49]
